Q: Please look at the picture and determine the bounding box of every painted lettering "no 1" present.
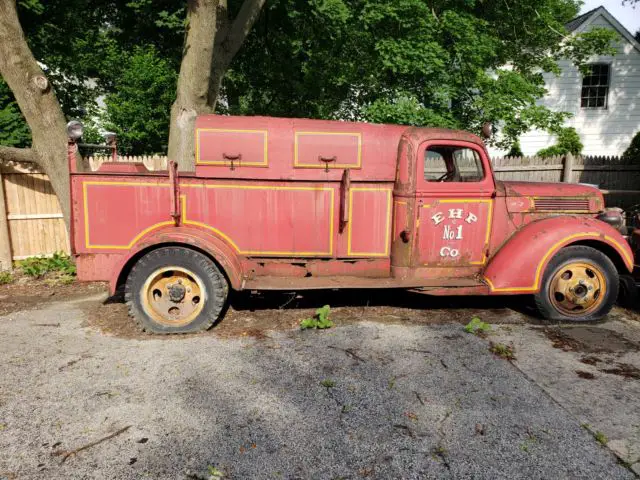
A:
[443,225,463,240]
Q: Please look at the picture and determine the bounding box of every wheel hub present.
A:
[549,262,606,316]
[167,282,186,302]
[141,267,205,326]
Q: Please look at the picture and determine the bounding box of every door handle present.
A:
[319,155,337,172]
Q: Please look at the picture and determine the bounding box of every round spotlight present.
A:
[66,120,84,141]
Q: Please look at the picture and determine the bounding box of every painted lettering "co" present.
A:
[439,246,460,258]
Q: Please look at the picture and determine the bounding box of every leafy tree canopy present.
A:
[225,0,618,149]
[1,0,619,153]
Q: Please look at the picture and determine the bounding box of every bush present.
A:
[506,141,523,158]
[622,131,640,163]
[0,270,14,285]
[537,127,583,158]
[17,252,76,278]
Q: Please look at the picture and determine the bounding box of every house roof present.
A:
[565,6,640,53]
[565,7,599,33]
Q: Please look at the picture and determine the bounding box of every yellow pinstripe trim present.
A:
[83,181,335,256]
[196,128,268,167]
[83,181,172,250]
[294,131,362,169]
[346,188,392,257]
[484,231,630,293]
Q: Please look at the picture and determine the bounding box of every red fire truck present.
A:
[67,116,634,333]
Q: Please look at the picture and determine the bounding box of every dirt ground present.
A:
[0,279,105,317]
[80,285,531,340]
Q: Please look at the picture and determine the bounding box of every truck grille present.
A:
[533,198,590,212]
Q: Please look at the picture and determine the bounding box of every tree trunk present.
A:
[168,0,220,171]
[168,0,266,171]
[0,0,71,227]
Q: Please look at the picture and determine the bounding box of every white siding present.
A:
[490,14,640,157]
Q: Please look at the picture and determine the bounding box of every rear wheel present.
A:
[125,247,228,334]
[534,246,618,322]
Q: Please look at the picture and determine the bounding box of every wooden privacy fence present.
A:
[0,153,639,270]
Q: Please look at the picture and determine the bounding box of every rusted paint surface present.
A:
[243,275,481,291]
[67,114,632,299]
[243,258,390,279]
[409,285,490,296]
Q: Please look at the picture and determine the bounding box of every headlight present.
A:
[66,120,84,141]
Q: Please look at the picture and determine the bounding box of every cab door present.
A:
[414,141,495,271]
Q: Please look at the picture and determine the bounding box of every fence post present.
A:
[0,171,12,271]
[562,153,574,183]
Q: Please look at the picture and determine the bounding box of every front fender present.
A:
[108,225,244,294]
[483,216,633,294]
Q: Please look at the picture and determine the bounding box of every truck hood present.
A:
[496,181,604,214]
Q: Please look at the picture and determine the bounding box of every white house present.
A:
[493,6,640,157]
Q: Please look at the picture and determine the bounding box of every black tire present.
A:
[124,247,228,334]
[534,245,618,322]
[618,274,639,309]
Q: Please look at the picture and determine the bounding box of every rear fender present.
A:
[483,216,633,294]
[109,226,244,294]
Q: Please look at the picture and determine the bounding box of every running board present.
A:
[242,276,483,291]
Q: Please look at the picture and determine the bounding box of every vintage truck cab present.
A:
[68,115,633,333]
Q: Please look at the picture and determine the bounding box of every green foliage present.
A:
[506,141,524,158]
[0,80,31,147]
[464,317,491,335]
[594,431,608,445]
[489,342,516,361]
[1,0,619,154]
[0,270,14,285]
[300,305,334,330]
[320,379,336,388]
[622,131,640,163]
[226,0,617,148]
[207,465,225,480]
[537,127,583,157]
[102,47,178,155]
[17,252,76,278]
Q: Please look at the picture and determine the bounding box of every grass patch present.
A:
[17,252,76,278]
[0,270,14,285]
[464,317,491,336]
[594,431,608,445]
[300,304,333,330]
[320,379,335,388]
[489,342,516,361]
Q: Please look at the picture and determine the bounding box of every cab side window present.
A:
[424,146,484,183]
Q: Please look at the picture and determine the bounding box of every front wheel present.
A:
[534,246,618,322]
[125,247,228,334]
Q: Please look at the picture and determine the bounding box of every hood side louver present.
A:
[533,198,591,212]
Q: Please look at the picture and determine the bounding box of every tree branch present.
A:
[0,146,36,164]
[220,0,266,66]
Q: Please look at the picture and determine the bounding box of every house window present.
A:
[581,64,610,109]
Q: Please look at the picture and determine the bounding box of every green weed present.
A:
[320,379,335,388]
[489,342,516,361]
[17,252,76,278]
[594,431,608,445]
[0,270,14,284]
[207,465,224,479]
[300,304,334,330]
[464,317,491,336]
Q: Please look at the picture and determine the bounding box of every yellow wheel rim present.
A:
[141,266,206,327]
[548,261,607,317]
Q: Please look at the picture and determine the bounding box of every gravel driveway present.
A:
[0,295,636,479]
